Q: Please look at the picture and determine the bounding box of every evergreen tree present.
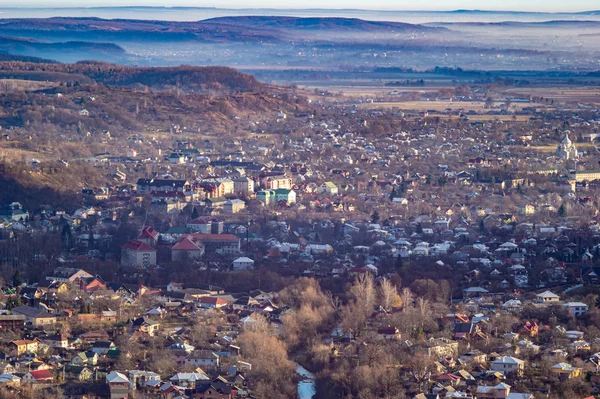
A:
[416,223,423,234]
[389,187,397,201]
[371,210,380,224]
[396,256,403,269]
[12,271,22,288]
[558,204,566,218]
[191,207,199,220]
[61,222,72,249]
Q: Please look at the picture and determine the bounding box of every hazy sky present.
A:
[1,0,598,12]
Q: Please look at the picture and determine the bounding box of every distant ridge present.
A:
[202,16,444,32]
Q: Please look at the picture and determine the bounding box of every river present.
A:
[296,364,316,399]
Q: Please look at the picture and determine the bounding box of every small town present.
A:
[1,2,600,399]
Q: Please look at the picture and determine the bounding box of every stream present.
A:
[296,364,316,399]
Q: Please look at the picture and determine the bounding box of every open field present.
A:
[301,85,452,97]
[0,79,59,92]
[503,87,600,105]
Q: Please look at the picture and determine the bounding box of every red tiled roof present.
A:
[138,226,159,239]
[121,240,156,252]
[172,237,203,251]
[28,369,54,380]
[199,297,229,305]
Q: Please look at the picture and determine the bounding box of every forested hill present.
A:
[0,63,265,93]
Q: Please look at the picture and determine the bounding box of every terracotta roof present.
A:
[172,237,203,251]
[138,226,159,239]
[199,297,229,305]
[121,240,156,252]
[27,369,54,380]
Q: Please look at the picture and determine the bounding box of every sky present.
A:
[0,0,598,12]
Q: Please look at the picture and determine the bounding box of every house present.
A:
[137,226,159,247]
[198,296,230,309]
[137,178,189,194]
[183,350,220,369]
[71,351,99,366]
[233,296,260,311]
[64,365,93,382]
[46,267,93,283]
[377,327,401,340]
[204,197,227,209]
[130,317,160,336]
[564,302,589,317]
[551,362,581,379]
[11,306,56,328]
[44,334,68,348]
[420,338,459,359]
[195,379,237,399]
[168,152,186,164]
[171,236,205,262]
[536,290,560,304]
[92,340,116,355]
[256,190,276,205]
[11,339,41,356]
[454,322,484,340]
[0,202,29,222]
[106,371,129,399]
[79,330,110,344]
[22,369,54,384]
[232,257,255,271]
[263,175,292,190]
[179,234,240,255]
[224,199,246,214]
[121,240,157,268]
[518,204,535,216]
[274,189,297,205]
[318,182,339,195]
[169,372,209,388]
[187,218,213,233]
[0,315,25,332]
[491,356,525,376]
[257,189,296,205]
[233,177,255,197]
[167,282,184,292]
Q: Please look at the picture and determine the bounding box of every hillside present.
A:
[0,61,310,207]
[0,36,125,63]
[0,16,445,44]
[201,16,444,33]
[0,63,264,93]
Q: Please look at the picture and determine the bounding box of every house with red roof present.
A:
[121,240,157,268]
[171,236,205,262]
[22,369,54,384]
[179,234,240,255]
[137,226,159,247]
[198,296,230,309]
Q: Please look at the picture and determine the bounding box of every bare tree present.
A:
[379,277,400,311]
[400,287,413,312]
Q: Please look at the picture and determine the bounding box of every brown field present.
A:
[301,85,451,97]
[0,79,59,92]
[503,87,600,105]
[531,142,598,152]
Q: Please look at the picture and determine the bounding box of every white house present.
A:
[233,257,255,271]
[318,182,339,195]
[491,356,525,376]
[564,302,589,317]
